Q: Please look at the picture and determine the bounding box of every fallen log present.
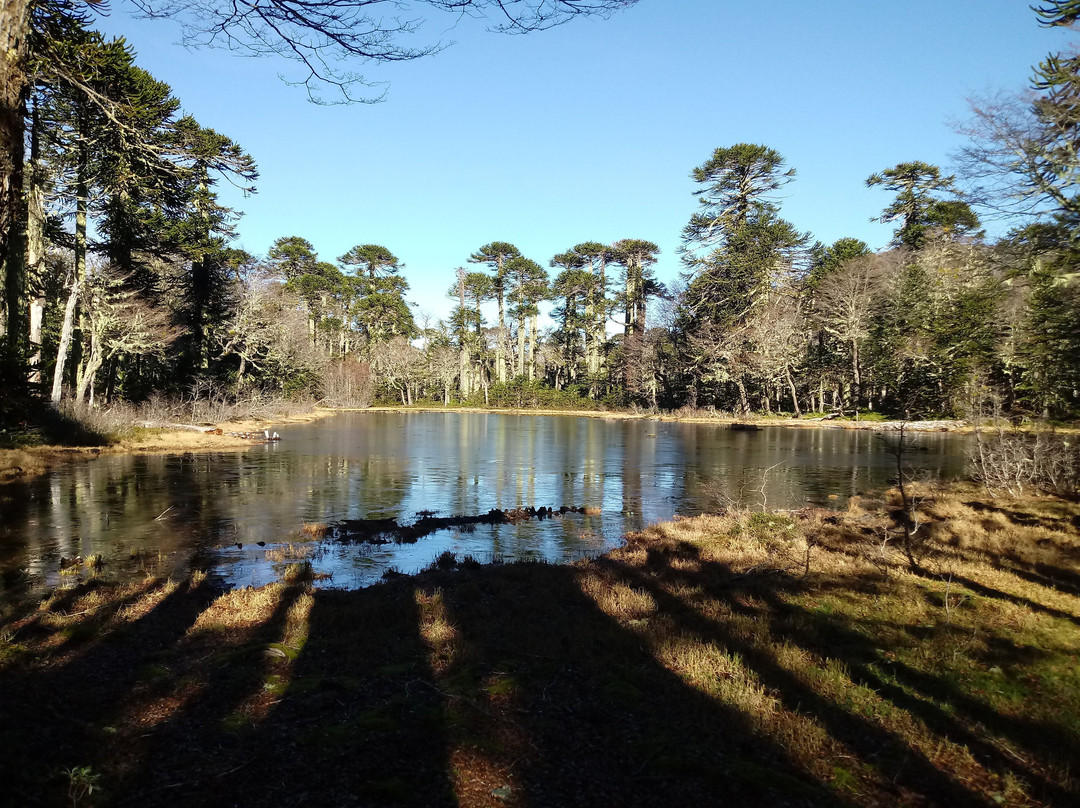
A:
[140,421,217,433]
[332,505,602,544]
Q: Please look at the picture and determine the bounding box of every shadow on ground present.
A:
[2,489,1078,807]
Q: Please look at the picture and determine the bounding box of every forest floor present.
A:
[1,483,1078,807]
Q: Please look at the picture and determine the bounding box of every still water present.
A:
[0,412,971,594]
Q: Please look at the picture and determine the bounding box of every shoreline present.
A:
[358,404,969,431]
[1,400,1045,484]
[0,406,336,483]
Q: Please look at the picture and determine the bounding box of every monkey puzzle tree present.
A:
[562,241,614,392]
[1,0,639,387]
[611,238,662,399]
[338,243,413,349]
[679,144,806,329]
[267,236,318,281]
[504,255,549,379]
[550,249,595,387]
[339,244,403,279]
[166,115,258,377]
[866,161,981,249]
[677,144,808,408]
[356,274,417,347]
[468,241,521,383]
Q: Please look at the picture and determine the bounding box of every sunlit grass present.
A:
[415,588,458,672]
[189,583,284,636]
[1,482,1077,806]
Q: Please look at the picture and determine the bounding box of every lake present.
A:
[0,412,971,596]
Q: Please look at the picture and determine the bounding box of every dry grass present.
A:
[264,543,311,563]
[1,483,1078,807]
[189,584,285,636]
[415,587,459,672]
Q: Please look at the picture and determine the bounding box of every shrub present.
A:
[970,426,1080,498]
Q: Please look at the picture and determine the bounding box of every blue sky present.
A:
[91,1,1074,324]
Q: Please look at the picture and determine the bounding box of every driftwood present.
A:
[140,421,219,433]
[333,505,602,545]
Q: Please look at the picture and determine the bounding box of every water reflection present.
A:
[0,413,970,595]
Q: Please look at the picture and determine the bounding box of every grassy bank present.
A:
[1,484,1077,807]
[0,401,331,483]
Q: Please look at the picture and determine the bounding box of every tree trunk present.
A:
[459,346,470,397]
[496,280,507,384]
[456,270,469,396]
[51,278,80,403]
[528,312,538,381]
[736,378,750,414]
[0,0,30,354]
[590,259,607,396]
[785,366,801,417]
[851,338,861,409]
[25,94,44,384]
[236,354,247,393]
[516,315,525,378]
[73,144,90,393]
[75,340,102,407]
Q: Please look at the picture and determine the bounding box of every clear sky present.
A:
[90,1,1075,324]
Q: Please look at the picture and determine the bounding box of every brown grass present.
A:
[1,483,1077,807]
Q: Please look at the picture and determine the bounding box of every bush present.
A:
[319,360,373,408]
[466,379,604,411]
[970,427,1080,498]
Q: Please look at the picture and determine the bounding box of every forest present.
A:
[1,1,1079,424]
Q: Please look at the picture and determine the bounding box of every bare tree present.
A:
[813,252,899,408]
[954,91,1060,222]
[74,263,180,407]
[128,1,639,101]
[218,269,324,391]
[743,288,808,416]
[371,335,424,404]
[426,343,459,405]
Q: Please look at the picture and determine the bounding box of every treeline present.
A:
[1,2,1079,420]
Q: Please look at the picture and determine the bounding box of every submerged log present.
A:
[332,504,602,545]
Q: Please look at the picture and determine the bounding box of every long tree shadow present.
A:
[5,528,1076,807]
[915,569,1080,627]
[627,538,1080,806]
[749,576,1079,807]
[940,542,1080,600]
[418,559,843,807]
[593,542,1007,808]
[214,578,460,808]
[0,574,225,807]
[101,578,317,806]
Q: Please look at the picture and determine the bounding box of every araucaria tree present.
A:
[677,144,808,407]
[611,238,663,400]
[0,0,640,389]
[866,161,980,248]
[468,241,522,384]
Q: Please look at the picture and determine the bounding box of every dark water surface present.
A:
[0,412,970,594]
